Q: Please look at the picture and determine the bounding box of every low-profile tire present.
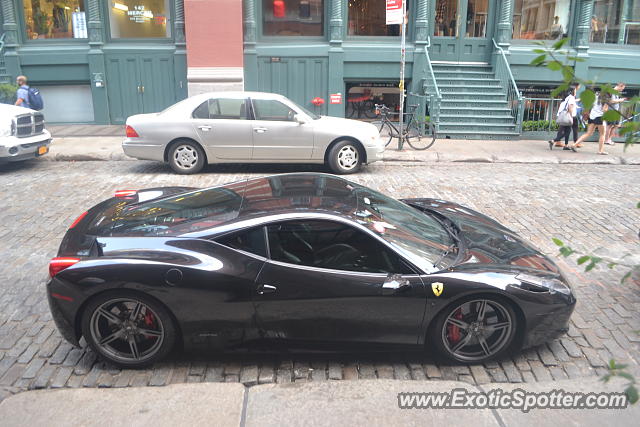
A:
[429,295,518,364]
[327,139,363,174]
[168,139,206,174]
[81,291,177,368]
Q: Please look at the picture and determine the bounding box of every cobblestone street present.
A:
[0,160,638,399]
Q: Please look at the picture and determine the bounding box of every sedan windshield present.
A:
[354,187,455,272]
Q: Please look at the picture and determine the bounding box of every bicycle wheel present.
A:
[346,103,356,118]
[380,122,397,147]
[362,101,377,119]
[405,121,436,150]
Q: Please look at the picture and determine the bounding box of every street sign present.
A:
[386,0,403,25]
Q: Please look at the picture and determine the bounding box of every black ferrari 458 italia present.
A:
[47,173,575,368]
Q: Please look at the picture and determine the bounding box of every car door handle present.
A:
[254,127,268,133]
[198,125,212,131]
[257,284,277,295]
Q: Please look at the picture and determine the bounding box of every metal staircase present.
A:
[431,44,524,140]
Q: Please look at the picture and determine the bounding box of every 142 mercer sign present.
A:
[386,0,403,25]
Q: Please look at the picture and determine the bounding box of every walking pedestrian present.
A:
[548,85,579,150]
[571,87,609,154]
[14,75,30,109]
[604,82,626,145]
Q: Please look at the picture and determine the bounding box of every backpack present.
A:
[27,87,44,110]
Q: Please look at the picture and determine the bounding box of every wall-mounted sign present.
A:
[128,5,154,24]
[386,0,403,25]
[330,93,342,104]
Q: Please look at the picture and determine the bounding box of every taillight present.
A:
[115,189,137,198]
[125,125,139,138]
[69,211,88,229]
[49,257,80,278]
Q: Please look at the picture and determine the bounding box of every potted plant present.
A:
[33,9,50,38]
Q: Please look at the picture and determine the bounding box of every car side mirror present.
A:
[382,274,411,295]
[294,114,308,125]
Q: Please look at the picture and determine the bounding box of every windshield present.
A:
[353,187,455,272]
[290,100,321,120]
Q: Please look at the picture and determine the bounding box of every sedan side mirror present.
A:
[382,274,411,295]
[294,114,308,125]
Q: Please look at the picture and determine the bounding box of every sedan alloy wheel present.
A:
[168,140,205,174]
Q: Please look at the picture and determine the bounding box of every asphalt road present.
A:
[0,159,638,398]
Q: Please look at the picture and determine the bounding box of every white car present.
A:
[0,104,52,163]
[123,91,385,174]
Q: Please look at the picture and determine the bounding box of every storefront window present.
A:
[592,0,640,45]
[512,0,571,40]
[263,0,324,36]
[23,0,86,39]
[348,0,406,36]
[346,82,401,119]
[109,0,171,38]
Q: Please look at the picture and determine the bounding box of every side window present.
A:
[266,220,411,274]
[192,98,246,120]
[252,99,296,121]
[192,100,209,119]
[215,227,267,258]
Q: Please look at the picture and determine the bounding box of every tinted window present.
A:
[216,227,267,257]
[252,99,296,121]
[89,187,244,237]
[192,99,247,120]
[267,220,411,274]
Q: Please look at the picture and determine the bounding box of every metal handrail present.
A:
[0,33,6,73]
[422,37,442,132]
[492,39,524,133]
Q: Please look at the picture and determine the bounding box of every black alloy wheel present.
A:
[431,296,517,363]
[81,293,176,368]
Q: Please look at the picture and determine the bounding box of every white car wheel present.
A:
[168,141,205,174]
[328,140,363,174]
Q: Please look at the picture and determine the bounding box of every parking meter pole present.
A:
[398,1,407,150]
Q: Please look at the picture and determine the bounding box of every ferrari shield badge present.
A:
[432,282,444,297]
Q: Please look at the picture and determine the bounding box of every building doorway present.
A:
[430,0,495,62]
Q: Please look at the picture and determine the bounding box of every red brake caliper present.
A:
[143,311,156,337]
[447,308,463,344]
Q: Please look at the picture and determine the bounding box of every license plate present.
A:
[37,146,48,156]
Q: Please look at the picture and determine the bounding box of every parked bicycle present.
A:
[375,103,436,150]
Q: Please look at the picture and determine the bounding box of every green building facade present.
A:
[0,0,187,124]
[244,0,640,138]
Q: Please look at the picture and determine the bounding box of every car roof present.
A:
[188,91,291,102]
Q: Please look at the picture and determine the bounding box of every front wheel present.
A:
[81,292,177,368]
[430,296,517,363]
[168,140,206,174]
[327,140,363,174]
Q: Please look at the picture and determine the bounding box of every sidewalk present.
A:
[44,125,640,165]
[0,377,636,426]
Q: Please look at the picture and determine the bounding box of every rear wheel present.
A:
[430,296,517,363]
[405,121,436,150]
[327,139,363,174]
[81,292,177,368]
[168,140,206,174]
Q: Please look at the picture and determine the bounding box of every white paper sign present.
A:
[386,0,403,25]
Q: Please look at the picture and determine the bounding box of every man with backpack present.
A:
[14,75,43,110]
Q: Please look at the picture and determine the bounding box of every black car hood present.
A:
[402,198,560,275]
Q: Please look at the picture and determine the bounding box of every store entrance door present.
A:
[430,0,495,62]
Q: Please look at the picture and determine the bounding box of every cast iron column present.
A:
[327,0,344,117]
[573,0,593,80]
[243,0,258,90]
[495,0,514,48]
[86,0,109,124]
[174,0,188,99]
[1,0,20,79]
[411,0,430,117]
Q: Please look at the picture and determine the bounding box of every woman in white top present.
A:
[572,87,609,154]
[548,85,579,150]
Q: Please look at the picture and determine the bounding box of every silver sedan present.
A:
[122,91,385,174]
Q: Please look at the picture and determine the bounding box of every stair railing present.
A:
[423,37,442,132]
[492,39,524,134]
